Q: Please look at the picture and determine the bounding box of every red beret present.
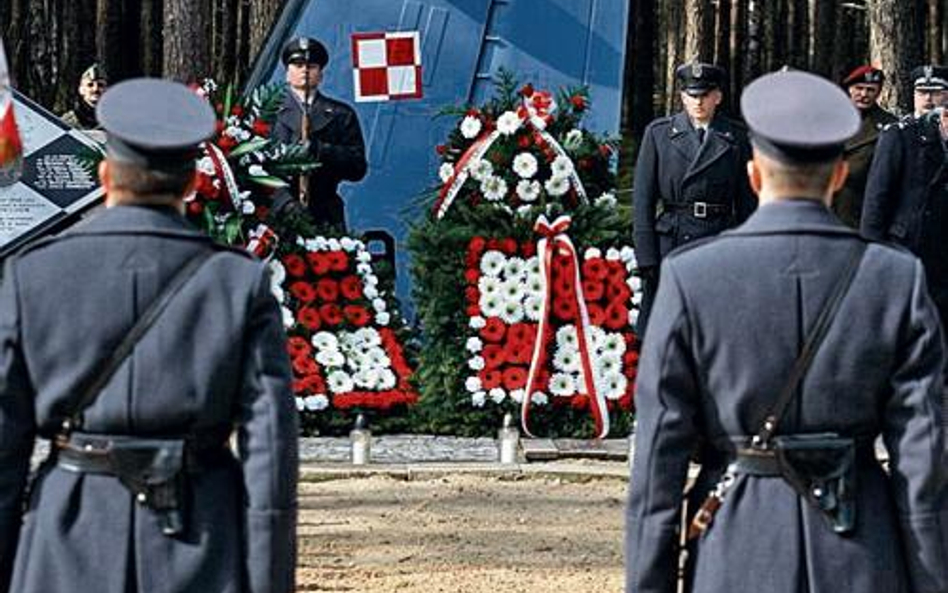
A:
[842,65,885,88]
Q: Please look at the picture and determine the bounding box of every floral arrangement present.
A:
[409,71,638,438]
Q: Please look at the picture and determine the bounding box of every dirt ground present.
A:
[296,472,627,592]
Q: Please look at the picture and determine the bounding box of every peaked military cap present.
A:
[81,63,107,83]
[911,64,948,91]
[842,65,884,88]
[741,70,859,164]
[676,62,726,96]
[96,78,215,173]
[281,37,329,67]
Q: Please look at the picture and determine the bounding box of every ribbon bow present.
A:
[518,89,557,130]
[521,214,610,439]
[247,223,278,258]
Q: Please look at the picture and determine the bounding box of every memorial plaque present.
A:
[0,90,103,258]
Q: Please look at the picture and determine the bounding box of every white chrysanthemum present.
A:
[478,275,503,298]
[599,333,627,357]
[525,256,541,278]
[362,273,379,287]
[516,179,541,203]
[312,332,339,352]
[353,368,382,390]
[480,294,505,318]
[439,162,456,183]
[468,356,486,371]
[531,391,549,406]
[599,372,628,400]
[376,311,391,326]
[501,278,525,303]
[281,307,295,329]
[471,390,487,408]
[271,285,285,303]
[303,395,330,411]
[372,298,387,313]
[469,158,493,181]
[549,373,577,397]
[553,345,581,373]
[489,387,507,403]
[509,388,526,403]
[632,292,643,307]
[327,370,355,394]
[339,237,356,251]
[466,337,483,353]
[551,155,575,176]
[556,326,579,349]
[497,111,522,135]
[499,300,524,324]
[316,349,345,368]
[516,205,534,218]
[544,175,570,197]
[460,115,482,139]
[480,250,506,277]
[595,192,617,208]
[481,175,508,202]
[563,129,583,151]
[512,152,539,179]
[241,200,256,215]
[502,257,525,281]
[326,238,341,251]
[356,249,372,263]
[354,328,382,348]
[365,349,391,370]
[267,260,286,284]
[378,369,397,390]
[595,354,622,377]
[363,284,380,300]
[469,316,487,329]
[587,326,607,350]
[524,295,543,321]
[465,376,483,393]
[628,276,642,293]
[606,248,621,261]
[584,247,602,260]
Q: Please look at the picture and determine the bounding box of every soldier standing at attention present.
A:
[627,70,948,593]
[60,63,108,132]
[831,65,896,228]
[0,79,298,593]
[271,37,367,230]
[862,65,948,326]
[632,62,755,337]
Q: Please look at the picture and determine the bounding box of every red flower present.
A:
[502,367,528,390]
[230,104,244,117]
[466,107,480,117]
[582,279,605,302]
[606,280,632,304]
[306,252,331,275]
[599,144,613,158]
[519,83,534,97]
[255,205,270,220]
[344,305,370,327]
[339,275,363,300]
[464,269,480,284]
[582,258,609,281]
[289,281,317,303]
[327,251,349,272]
[466,305,481,317]
[316,279,339,302]
[287,336,312,359]
[486,238,502,251]
[520,242,537,258]
[507,322,536,347]
[217,135,237,153]
[186,201,204,216]
[300,374,327,394]
[292,355,318,376]
[469,236,487,254]
[586,303,606,326]
[604,303,629,330]
[482,344,506,369]
[282,253,307,277]
[436,144,447,155]
[318,303,343,326]
[194,173,219,200]
[465,286,479,305]
[501,238,518,255]
[570,94,587,111]
[624,350,640,369]
[510,343,533,365]
[570,394,590,410]
[479,369,503,390]
[297,306,322,331]
[479,317,507,342]
[553,298,578,321]
[517,134,532,149]
[251,120,270,136]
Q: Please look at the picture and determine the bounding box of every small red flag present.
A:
[0,36,23,186]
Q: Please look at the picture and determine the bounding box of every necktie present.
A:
[697,128,706,144]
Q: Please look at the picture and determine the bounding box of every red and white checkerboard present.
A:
[351,31,423,103]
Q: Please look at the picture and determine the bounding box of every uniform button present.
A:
[683,235,692,241]
[137,492,148,504]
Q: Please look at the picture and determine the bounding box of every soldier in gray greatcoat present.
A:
[0,79,298,593]
[627,71,948,593]
[632,62,756,336]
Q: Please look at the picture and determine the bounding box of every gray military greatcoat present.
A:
[627,200,948,593]
[0,205,298,593]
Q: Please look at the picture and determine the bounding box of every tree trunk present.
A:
[745,0,763,83]
[248,0,282,64]
[163,0,211,81]
[787,0,808,68]
[665,0,685,113]
[684,0,714,62]
[869,0,922,112]
[812,0,838,77]
[140,0,163,76]
[928,0,943,63]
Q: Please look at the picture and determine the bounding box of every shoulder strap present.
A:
[753,242,867,447]
[61,249,218,433]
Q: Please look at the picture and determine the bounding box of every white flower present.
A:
[196,156,215,175]
[551,155,575,177]
[353,368,381,389]
[312,332,339,352]
[516,179,541,203]
[461,115,482,139]
[339,237,356,251]
[509,388,526,403]
[480,250,507,277]
[353,328,382,348]
[525,257,541,278]
[587,326,607,349]
[469,316,487,329]
[365,349,391,370]
[241,200,256,215]
[503,257,526,281]
[379,369,397,390]
[599,372,628,400]
[497,111,522,135]
[531,391,549,405]
[466,337,484,353]
[553,345,581,373]
[628,276,642,292]
[598,333,627,357]
[620,246,636,264]
[606,248,621,261]
[363,284,380,299]
[563,129,583,151]
[248,164,267,177]
[499,300,524,324]
[556,326,578,349]
[281,307,295,329]
[549,373,577,397]
[501,278,525,303]
[304,395,330,411]
[271,286,285,303]
[363,273,379,286]
[471,391,487,407]
[512,153,539,179]
[468,356,486,371]
[356,250,372,263]
[438,162,456,183]
[295,397,305,412]
[316,349,346,368]
[516,205,534,218]
[469,158,493,181]
[327,371,355,394]
[595,192,617,208]
[268,260,286,285]
[481,294,504,317]
[544,175,570,197]
[595,354,622,377]
[524,295,543,321]
[481,175,508,202]
[478,275,503,297]
[487,388,506,404]
[375,311,391,326]
[584,247,602,260]
[372,298,387,312]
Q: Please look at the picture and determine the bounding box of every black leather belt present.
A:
[665,201,730,219]
[52,432,230,475]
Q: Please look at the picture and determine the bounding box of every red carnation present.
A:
[464,269,480,285]
[570,95,587,111]
[486,238,502,251]
[604,303,629,330]
[606,260,625,275]
[507,322,536,346]
[469,236,487,254]
[479,317,507,342]
[520,83,534,97]
[282,253,307,277]
[287,336,312,359]
[606,280,632,304]
[517,134,532,149]
[553,298,578,321]
[316,278,339,302]
[292,355,318,376]
[479,369,503,390]
[301,374,327,394]
[217,135,237,153]
[586,303,606,326]
[195,174,219,200]
[571,394,590,410]
[482,344,506,369]
[289,281,317,303]
[318,303,344,326]
[230,104,244,117]
[297,306,322,331]
[339,275,364,300]
[501,238,518,255]
[465,287,479,305]
[582,258,609,281]
[520,242,537,258]
[251,120,270,136]
[186,201,204,217]
[306,252,331,275]
[344,305,371,327]
[582,279,605,302]
[327,251,349,272]
[510,343,534,365]
[502,366,528,390]
[624,350,640,369]
[466,305,481,317]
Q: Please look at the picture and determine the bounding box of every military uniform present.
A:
[627,71,948,593]
[633,63,755,335]
[60,63,107,132]
[271,37,367,230]
[0,80,299,593]
[832,103,896,228]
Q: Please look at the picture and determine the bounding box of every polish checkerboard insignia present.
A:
[351,31,422,103]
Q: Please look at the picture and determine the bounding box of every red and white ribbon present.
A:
[247,223,278,259]
[434,129,500,219]
[205,142,243,212]
[521,214,609,439]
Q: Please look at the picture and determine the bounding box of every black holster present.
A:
[772,433,857,535]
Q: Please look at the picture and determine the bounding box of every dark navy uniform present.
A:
[271,37,367,230]
[633,63,755,335]
[627,71,948,593]
[0,80,299,593]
